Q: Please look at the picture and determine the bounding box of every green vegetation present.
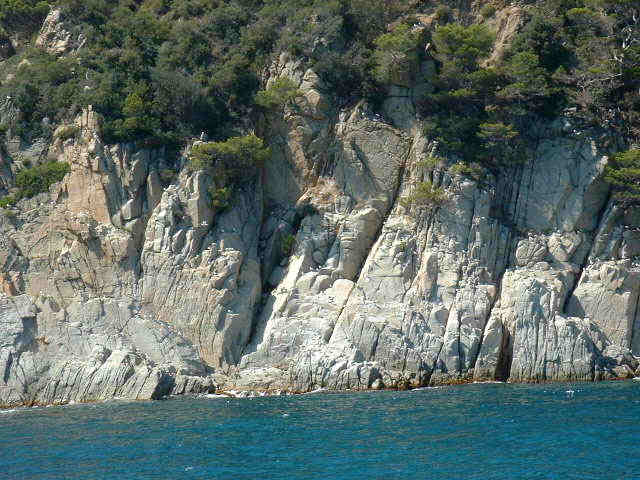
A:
[400,181,446,210]
[2,51,83,140]
[480,4,497,18]
[208,186,231,210]
[420,22,516,168]
[417,0,640,180]
[372,23,423,84]
[55,124,79,141]
[0,161,70,207]
[15,161,70,198]
[416,156,443,169]
[604,149,640,205]
[0,195,16,209]
[281,233,296,256]
[188,134,270,175]
[0,0,639,200]
[449,162,484,180]
[0,0,50,34]
[0,0,422,145]
[255,77,303,110]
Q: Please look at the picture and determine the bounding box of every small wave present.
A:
[0,408,21,415]
[303,388,327,395]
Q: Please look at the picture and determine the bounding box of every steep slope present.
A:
[1,1,640,406]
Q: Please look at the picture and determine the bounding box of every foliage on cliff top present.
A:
[255,77,303,110]
[417,0,640,173]
[372,22,424,84]
[189,134,270,176]
[0,161,70,207]
[1,0,639,187]
[0,0,50,33]
[1,0,417,145]
[604,149,640,205]
[400,180,446,210]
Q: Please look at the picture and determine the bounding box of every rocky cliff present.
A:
[1,8,640,407]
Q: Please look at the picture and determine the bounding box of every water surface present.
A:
[2,381,640,479]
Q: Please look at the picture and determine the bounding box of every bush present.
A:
[55,125,79,141]
[0,0,50,34]
[255,77,303,110]
[449,162,484,180]
[1,207,17,218]
[604,149,640,204]
[281,233,296,256]
[0,194,17,208]
[208,186,231,210]
[480,4,497,18]
[400,180,446,209]
[477,122,518,147]
[14,161,70,199]
[188,134,270,177]
[434,5,453,25]
[0,162,69,208]
[372,23,423,84]
[431,23,495,80]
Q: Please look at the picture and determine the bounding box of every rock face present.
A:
[0,109,216,406]
[35,9,85,55]
[1,56,639,407]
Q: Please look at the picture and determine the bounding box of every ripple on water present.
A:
[1,381,640,480]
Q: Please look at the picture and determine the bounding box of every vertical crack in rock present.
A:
[562,190,612,315]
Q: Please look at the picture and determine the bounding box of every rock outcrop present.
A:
[35,9,85,55]
[2,22,640,407]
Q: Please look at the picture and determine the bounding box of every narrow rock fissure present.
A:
[344,136,412,293]
[561,189,612,315]
[628,286,640,353]
[470,274,504,373]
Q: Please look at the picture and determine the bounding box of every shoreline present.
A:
[2,376,638,411]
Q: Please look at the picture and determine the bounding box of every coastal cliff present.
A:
[1,1,640,406]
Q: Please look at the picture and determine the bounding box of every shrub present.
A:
[480,4,497,18]
[431,23,495,79]
[255,77,303,110]
[1,207,16,218]
[55,125,79,142]
[604,149,640,204]
[188,134,270,175]
[400,180,446,209]
[372,23,423,84]
[0,0,50,34]
[208,186,231,210]
[477,122,518,146]
[281,233,296,256]
[0,194,17,209]
[434,5,453,24]
[14,161,70,200]
[416,156,443,169]
[449,162,484,179]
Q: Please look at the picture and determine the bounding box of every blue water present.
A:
[2,381,640,479]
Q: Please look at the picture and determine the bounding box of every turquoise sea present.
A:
[2,381,640,479]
